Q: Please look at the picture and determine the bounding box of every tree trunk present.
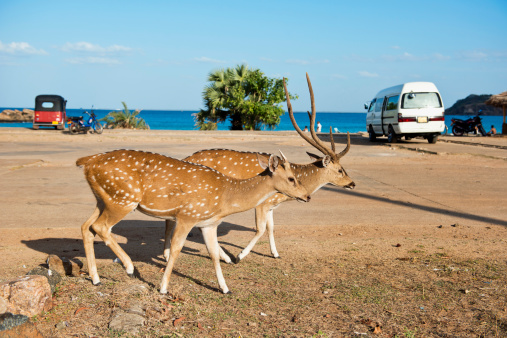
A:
[230,112,243,130]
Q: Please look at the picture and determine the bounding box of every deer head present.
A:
[283,73,355,190]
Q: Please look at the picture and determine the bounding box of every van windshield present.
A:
[401,92,442,109]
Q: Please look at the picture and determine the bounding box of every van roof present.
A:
[374,82,439,98]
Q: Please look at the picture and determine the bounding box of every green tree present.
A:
[101,102,149,130]
[194,64,297,130]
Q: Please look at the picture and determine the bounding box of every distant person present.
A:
[487,125,497,136]
[303,126,309,132]
[317,121,322,133]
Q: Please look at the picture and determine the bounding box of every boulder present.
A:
[0,312,43,337]
[26,266,62,293]
[0,275,52,317]
[0,109,34,122]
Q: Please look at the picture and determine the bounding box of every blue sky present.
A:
[1,0,506,112]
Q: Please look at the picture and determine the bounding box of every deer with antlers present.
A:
[76,149,310,294]
[164,73,355,263]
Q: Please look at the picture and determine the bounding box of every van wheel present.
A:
[387,126,398,143]
[368,126,376,142]
[427,135,438,144]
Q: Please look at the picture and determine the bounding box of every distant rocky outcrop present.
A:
[0,109,34,122]
[445,94,502,115]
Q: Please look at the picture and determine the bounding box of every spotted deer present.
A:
[164,73,355,263]
[76,149,310,294]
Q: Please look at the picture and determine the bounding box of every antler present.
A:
[283,73,350,160]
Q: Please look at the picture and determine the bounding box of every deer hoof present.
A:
[92,281,102,286]
[127,273,135,278]
[274,256,281,259]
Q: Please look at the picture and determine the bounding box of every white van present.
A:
[365,82,445,143]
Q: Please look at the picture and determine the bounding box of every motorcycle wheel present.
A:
[69,123,79,135]
[93,121,104,134]
[452,125,464,136]
[478,125,487,136]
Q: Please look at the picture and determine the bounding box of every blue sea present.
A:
[0,108,504,134]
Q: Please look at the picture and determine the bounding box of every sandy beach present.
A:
[0,127,506,336]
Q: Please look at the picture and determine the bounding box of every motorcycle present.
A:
[451,111,487,136]
[67,109,103,135]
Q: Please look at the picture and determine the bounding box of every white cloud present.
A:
[456,50,488,62]
[381,51,451,62]
[286,59,309,65]
[331,74,347,79]
[285,59,330,65]
[358,71,378,78]
[194,56,226,63]
[0,41,47,55]
[65,56,121,65]
[61,42,131,54]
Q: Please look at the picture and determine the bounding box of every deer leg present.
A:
[266,209,280,258]
[164,219,231,264]
[163,219,176,261]
[236,204,270,262]
[160,220,193,294]
[87,205,136,283]
[201,226,230,294]
[81,206,101,285]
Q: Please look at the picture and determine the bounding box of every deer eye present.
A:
[338,169,343,174]
[288,177,295,183]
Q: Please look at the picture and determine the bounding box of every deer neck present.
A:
[219,173,276,214]
[292,164,327,194]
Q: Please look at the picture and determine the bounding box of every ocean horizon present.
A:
[0,108,504,134]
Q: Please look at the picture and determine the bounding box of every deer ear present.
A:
[268,154,279,173]
[321,155,332,167]
[257,153,269,170]
[306,152,321,160]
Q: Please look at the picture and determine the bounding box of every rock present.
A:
[46,255,83,277]
[55,321,69,330]
[109,312,145,335]
[0,275,52,317]
[0,109,34,122]
[0,313,43,337]
[124,284,149,295]
[26,266,62,293]
[0,313,28,330]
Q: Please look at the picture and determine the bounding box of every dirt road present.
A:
[0,128,506,336]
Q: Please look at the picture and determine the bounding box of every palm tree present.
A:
[101,102,149,130]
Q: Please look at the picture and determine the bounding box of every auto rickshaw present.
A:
[33,95,66,130]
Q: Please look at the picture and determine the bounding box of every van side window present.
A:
[386,95,399,111]
[374,98,383,112]
[368,99,376,112]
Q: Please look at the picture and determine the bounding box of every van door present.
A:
[366,98,376,130]
[372,97,387,135]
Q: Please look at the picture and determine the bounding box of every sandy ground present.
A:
[0,127,505,281]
